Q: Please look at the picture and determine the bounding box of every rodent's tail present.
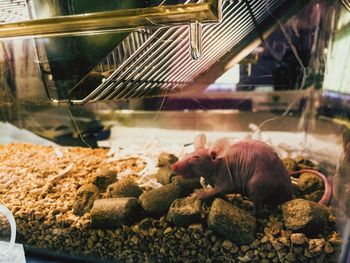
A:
[289,169,332,206]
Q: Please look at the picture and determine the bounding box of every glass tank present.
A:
[0,0,350,262]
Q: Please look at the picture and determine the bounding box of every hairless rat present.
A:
[172,134,294,213]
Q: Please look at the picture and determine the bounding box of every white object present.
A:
[0,204,26,263]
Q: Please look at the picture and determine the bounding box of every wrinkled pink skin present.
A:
[171,134,294,213]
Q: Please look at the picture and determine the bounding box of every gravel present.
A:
[0,143,342,262]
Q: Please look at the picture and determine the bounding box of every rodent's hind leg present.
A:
[247,182,268,218]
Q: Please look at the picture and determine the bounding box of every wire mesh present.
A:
[68,0,285,103]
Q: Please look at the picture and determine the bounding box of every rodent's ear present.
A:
[210,137,230,159]
[194,133,206,150]
[210,150,218,161]
[210,150,225,161]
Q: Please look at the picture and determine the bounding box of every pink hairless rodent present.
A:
[171,134,295,214]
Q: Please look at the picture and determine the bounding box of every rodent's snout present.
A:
[171,163,178,172]
[171,161,189,177]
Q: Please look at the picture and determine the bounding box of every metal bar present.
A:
[0,1,220,39]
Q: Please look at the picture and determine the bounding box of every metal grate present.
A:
[0,0,32,22]
[68,0,285,104]
[0,0,306,104]
[342,0,350,12]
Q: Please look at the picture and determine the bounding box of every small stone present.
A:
[308,238,325,254]
[87,239,93,249]
[259,252,267,259]
[159,216,167,226]
[240,245,250,252]
[272,257,279,263]
[52,228,59,235]
[251,239,260,249]
[123,225,131,234]
[182,233,191,243]
[230,246,238,253]
[328,231,342,246]
[290,233,307,245]
[279,236,289,246]
[285,252,296,261]
[271,240,283,251]
[269,221,283,236]
[222,240,233,250]
[149,228,157,237]
[131,225,140,233]
[164,227,173,235]
[323,242,334,254]
[130,236,139,245]
[281,230,293,239]
[175,232,181,239]
[276,250,287,260]
[267,252,275,259]
[97,229,104,238]
[34,212,44,221]
[237,255,251,262]
[260,235,270,244]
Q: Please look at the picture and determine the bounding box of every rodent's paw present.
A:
[191,190,209,200]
